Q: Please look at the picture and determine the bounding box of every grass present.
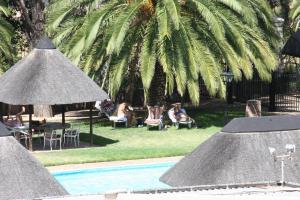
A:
[33,105,245,166]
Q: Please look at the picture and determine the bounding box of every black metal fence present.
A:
[233,72,270,107]
[232,71,300,112]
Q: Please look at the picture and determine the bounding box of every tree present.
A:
[0,0,14,73]
[290,0,300,29]
[0,0,49,72]
[46,0,278,105]
[9,0,48,46]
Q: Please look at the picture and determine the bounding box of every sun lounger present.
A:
[109,115,128,128]
[144,106,164,130]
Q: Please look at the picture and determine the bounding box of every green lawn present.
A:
[33,106,244,166]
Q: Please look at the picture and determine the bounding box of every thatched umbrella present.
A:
[0,37,109,150]
[282,29,300,57]
[0,136,68,199]
[0,121,10,137]
[160,115,300,187]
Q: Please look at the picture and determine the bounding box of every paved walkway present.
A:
[47,156,183,172]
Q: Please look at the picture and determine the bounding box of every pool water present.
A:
[52,162,175,195]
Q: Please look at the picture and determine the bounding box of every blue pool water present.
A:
[53,162,175,195]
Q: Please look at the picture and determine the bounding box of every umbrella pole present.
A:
[62,105,65,134]
[29,105,33,151]
[89,102,93,145]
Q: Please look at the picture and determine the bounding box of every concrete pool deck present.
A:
[43,185,300,200]
[47,156,183,172]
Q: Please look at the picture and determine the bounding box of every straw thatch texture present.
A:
[282,29,300,57]
[0,122,10,137]
[160,115,300,187]
[0,37,108,105]
[222,115,300,133]
[0,136,68,199]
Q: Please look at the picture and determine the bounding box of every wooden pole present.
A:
[0,102,3,122]
[28,105,33,151]
[62,105,65,134]
[89,102,93,145]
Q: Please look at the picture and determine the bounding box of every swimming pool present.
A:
[52,162,175,195]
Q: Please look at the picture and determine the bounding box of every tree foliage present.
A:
[290,0,300,29]
[47,0,278,105]
[0,0,14,73]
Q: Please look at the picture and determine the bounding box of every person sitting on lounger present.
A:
[117,102,133,123]
[109,101,133,126]
[170,103,194,122]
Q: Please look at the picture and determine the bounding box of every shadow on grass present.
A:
[80,132,119,146]
[186,107,244,128]
[70,117,113,127]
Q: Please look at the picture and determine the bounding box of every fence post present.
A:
[269,72,276,111]
[227,81,233,104]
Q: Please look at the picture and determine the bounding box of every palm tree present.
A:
[290,0,300,29]
[46,0,278,105]
[0,0,14,73]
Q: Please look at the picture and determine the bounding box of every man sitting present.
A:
[109,102,133,127]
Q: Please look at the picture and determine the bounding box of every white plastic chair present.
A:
[64,129,80,147]
[17,130,30,147]
[44,130,62,151]
[6,126,30,147]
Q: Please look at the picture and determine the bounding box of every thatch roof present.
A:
[0,122,10,137]
[0,37,108,105]
[160,115,300,187]
[282,29,300,57]
[222,115,300,133]
[0,136,68,199]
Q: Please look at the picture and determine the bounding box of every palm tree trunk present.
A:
[31,0,45,45]
[280,0,290,22]
[125,43,142,105]
[147,62,166,106]
[17,0,46,47]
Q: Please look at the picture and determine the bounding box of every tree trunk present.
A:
[280,0,290,22]
[147,62,166,106]
[22,0,54,117]
[125,44,141,105]
[246,100,262,117]
[31,0,45,46]
[17,0,46,47]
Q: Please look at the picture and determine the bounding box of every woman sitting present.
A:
[4,106,26,128]
[168,103,194,125]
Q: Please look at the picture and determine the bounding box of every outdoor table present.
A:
[15,125,29,130]
[41,122,71,130]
